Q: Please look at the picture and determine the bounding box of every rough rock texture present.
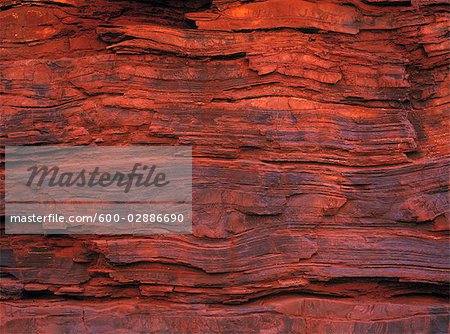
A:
[0,0,449,333]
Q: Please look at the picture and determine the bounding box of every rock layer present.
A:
[0,0,449,333]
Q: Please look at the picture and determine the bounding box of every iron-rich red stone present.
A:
[1,0,449,332]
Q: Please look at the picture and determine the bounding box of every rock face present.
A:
[1,0,449,333]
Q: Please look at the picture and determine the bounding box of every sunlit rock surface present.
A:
[1,0,449,333]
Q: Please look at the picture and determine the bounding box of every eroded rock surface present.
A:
[1,0,449,333]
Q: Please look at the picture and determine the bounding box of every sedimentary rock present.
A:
[0,0,449,332]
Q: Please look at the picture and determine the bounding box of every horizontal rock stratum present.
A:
[0,0,449,333]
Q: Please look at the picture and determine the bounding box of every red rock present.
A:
[0,0,449,332]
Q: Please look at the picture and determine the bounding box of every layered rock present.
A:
[1,0,449,333]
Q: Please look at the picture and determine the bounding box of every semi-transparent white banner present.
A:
[5,146,192,234]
